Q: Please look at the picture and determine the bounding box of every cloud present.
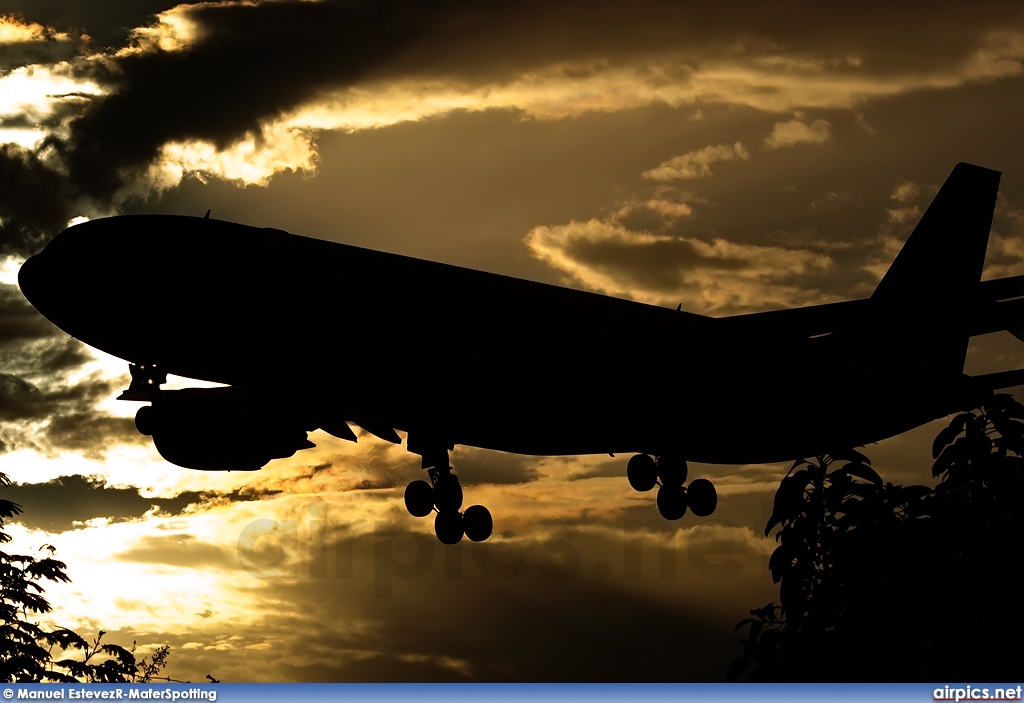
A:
[454,448,540,486]
[114,532,235,568]
[3,473,210,532]
[0,362,148,458]
[763,118,832,149]
[641,142,750,181]
[99,520,767,681]
[525,218,833,313]
[44,412,147,457]
[0,15,81,71]
[0,145,80,258]
[0,371,42,421]
[0,0,1019,263]
[146,119,318,189]
[567,457,622,481]
[984,205,1024,279]
[890,181,920,203]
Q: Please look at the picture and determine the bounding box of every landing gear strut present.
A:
[117,363,166,402]
[117,363,166,435]
[403,440,492,544]
[627,453,717,520]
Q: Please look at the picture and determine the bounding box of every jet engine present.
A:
[134,387,314,471]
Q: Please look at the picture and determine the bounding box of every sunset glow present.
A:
[1,0,1024,684]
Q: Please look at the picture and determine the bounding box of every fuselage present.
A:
[18,215,974,464]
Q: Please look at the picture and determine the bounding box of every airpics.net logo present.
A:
[933,686,1023,701]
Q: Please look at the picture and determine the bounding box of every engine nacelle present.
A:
[135,387,314,471]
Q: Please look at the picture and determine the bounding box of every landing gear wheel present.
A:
[135,405,155,436]
[627,454,657,492]
[687,478,718,517]
[657,454,688,486]
[433,474,463,513]
[404,480,434,517]
[463,505,493,542]
[657,484,688,520]
[434,511,464,545]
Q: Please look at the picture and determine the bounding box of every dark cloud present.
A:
[167,522,767,682]
[568,457,622,481]
[0,366,148,457]
[0,372,42,421]
[346,443,419,490]
[0,0,1020,267]
[35,338,93,375]
[454,448,539,486]
[63,0,455,203]
[4,474,208,532]
[0,33,82,72]
[45,412,145,457]
[4,473,293,533]
[1,279,137,458]
[114,533,234,568]
[1,328,97,399]
[566,234,749,289]
[0,1,185,48]
[0,144,77,258]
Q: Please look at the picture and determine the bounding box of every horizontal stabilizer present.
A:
[978,274,1024,302]
[971,368,1024,391]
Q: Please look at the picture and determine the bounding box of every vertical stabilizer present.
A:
[872,162,1000,299]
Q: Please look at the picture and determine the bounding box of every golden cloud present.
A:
[0,15,72,44]
[525,218,834,313]
[763,118,832,149]
[641,142,750,182]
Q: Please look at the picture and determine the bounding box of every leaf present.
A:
[932,413,972,458]
[0,499,23,519]
[100,643,136,667]
[897,484,932,502]
[985,393,1024,418]
[47,628,88,651]
[786,458,813,476]
[765,469,810,535]
[26,558,71,583]
[843,462,883,485]
[54,659,93,679]
[735,617,756,631]
[932,442,963,477]
[768,544,794,584]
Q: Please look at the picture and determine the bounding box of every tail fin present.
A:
[872,162,1000,300]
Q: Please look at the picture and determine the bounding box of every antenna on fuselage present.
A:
[204,209,211,219]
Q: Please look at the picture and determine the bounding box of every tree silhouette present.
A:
[730,394,1024,681]
[0,470,177,682]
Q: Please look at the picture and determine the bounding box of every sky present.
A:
[2,0,1024,683]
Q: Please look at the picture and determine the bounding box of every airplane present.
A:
[17,162,1024,544]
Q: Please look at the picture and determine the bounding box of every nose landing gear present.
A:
[626,453,718,520]
[403,442,493,544]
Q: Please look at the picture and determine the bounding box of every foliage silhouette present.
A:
[0,470,178,683]
[731,394,1024,681]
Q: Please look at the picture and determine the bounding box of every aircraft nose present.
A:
[19,250,68,327]
[18,253,46,308]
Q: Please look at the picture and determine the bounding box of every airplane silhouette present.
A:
[18,162,1024,543]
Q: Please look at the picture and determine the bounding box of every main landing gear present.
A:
[403,444,493,545]
[626,453,717,520]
